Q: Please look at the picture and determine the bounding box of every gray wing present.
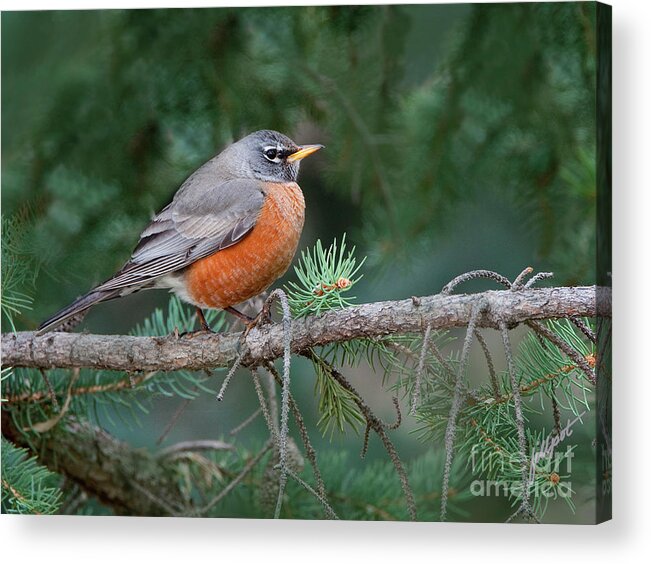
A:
[95,177,265,291]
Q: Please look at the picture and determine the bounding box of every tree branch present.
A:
[1,413,188,516]
[2,286,608,373]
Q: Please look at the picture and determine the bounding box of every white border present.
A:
[1,1,649,563]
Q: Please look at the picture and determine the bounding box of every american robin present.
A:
[37,130,323,334]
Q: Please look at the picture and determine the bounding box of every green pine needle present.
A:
[312,358,365,438]
[1,214,38,332]
[1,437,63,515]
[286,234,366,318]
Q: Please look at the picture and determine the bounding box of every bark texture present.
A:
[2,286,608,373]
[2,413,187,516]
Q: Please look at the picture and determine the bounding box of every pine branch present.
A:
[306,350,417,521]
[2,286,607,373]
[1,436,62,514]
[1,413,189,516]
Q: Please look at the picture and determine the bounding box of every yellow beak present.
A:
[287,144,324,163]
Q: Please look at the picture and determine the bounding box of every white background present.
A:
[1,0,649,562]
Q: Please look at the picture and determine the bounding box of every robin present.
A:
[37,130,323,335]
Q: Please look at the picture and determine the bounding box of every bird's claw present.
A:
[241,309,273,339]
[171,327,215,339]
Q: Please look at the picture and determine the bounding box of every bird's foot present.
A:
[225,306,271,339]
[173,327,215,338]
[195,307,214,332]
[243,309,274,339]
[170,308,216,338]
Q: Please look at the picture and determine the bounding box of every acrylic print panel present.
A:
[1,1,611,523]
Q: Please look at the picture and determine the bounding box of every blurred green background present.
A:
[2,2,598,522]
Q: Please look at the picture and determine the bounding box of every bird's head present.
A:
[220,129,324,183]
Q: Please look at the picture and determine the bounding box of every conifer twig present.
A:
[2,415,194,516]
[526,320,597,384]
[524,271,554,289]
[569,316,597,343]
[156,395,194,445]
[551,392,562,436]
[216,349,242,401]
[311,354,417,521]
[360,422,371,459]
[157,440,234,458]
[505,503,541,524]
[440,300,484,521]
[499,319,533,519]
[474,330,500,400]
[130,480,184,516]
[228,408,262,437]
[194,441,273,516]
[410,324,432,415]
[265,369,279,433]
[441,270,512,294]
[262,289,293,520]
[39,369,59,412]
[5,371,159,404]
[385,396,402,430]
[426,341,465,395]
[511,266,534,290]
[264,361,329,512]
[285,467,339,520]
[252,370,279,444]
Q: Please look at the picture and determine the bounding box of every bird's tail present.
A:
[37,289,119,335]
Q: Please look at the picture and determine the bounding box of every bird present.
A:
[37,130,323,335]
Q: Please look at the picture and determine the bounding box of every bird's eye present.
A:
[263,147,279,161]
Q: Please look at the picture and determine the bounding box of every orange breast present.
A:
[184,182,305,309]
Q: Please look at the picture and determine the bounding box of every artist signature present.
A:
[529,410,586,480]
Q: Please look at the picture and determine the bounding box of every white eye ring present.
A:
[263,145,282,163]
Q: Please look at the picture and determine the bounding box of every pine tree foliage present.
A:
[279,449,473,521]
[1,214,39,332]
[0,219,68,514]
[2,234,604,521]
[312,353,366,438]
[173,446,472,521]
[2,3,597,320]
[2,4,603,521]
[1,437,63,514]
[286,234,365,318]
[516,319,593,416]
[407,316,598,519]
